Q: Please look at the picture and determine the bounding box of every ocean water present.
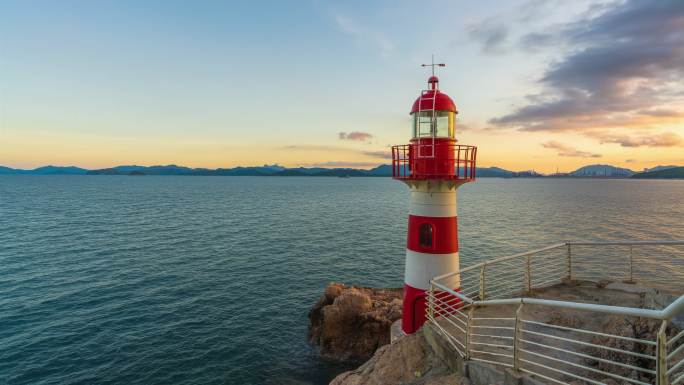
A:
[1,176,683,385]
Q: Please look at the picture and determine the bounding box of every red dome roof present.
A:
[410,76,457,114]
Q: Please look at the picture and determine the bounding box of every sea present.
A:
[1,176,683,385]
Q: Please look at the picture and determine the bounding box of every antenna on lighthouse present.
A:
[421,54,446,76]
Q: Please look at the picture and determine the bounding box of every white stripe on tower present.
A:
[409,188,457,217]
[404,250,461,290]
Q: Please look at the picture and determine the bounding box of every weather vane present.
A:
[421,54,445,76]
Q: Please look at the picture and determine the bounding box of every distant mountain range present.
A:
[569,164,635,177]
[1,164,682,178]
[0,165,89,175]
[632,167,684,179]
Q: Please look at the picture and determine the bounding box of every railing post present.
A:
[567,243,572,281]
[657,320,668,385]
[479,263,487,300]
[525,255,532,292]
[514,303,524,371]
[427,283,435,321]
[629,245,634,283]
[465,306,474,360]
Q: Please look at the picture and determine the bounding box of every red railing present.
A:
[392,143,477,181]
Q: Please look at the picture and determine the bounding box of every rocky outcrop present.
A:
[587,316,681,384]
[314,281,684,385]
[329,329,462,385]
[308,283,403,361]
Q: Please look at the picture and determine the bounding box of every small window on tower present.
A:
[419,223,433,248]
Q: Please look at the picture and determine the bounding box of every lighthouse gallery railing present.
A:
[391,143,477,180]
[426,240,684,385]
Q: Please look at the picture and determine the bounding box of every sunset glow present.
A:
[1,1,683,173]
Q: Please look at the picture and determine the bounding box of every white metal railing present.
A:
[427,240,684,385]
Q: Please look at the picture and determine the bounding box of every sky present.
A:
[1,0,683,173]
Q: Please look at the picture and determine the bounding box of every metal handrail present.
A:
[432,243,567,281]
[427,240,684,385]
[567,241,684,246]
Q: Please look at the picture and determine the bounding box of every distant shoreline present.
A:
[3,174,684,180]
[2,164,683,179]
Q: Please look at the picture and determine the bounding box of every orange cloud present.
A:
[339,131,373,141]
[593,132,683,147]
[541,141,602,158]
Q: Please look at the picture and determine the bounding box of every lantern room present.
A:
[392,75,477,182]
[410,76,457,140]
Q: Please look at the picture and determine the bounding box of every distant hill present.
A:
[310,168,371,177]
[89,165,150,174]
[632,167,684,179]
[512,170,544,178]
[476,167,513,178]
[0,165,88,175]
[366,165,393,176]
[87,165,195,175]
[569,164,635,177]
[0,166,20,174]
[32,166,88,175]
[261,164,286,172]
[473,167,543,178]
[644,165,679,173]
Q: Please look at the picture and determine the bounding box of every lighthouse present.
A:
[391,62,477,334]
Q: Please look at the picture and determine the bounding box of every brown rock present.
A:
[330,329,460,385]
[308,283,403,361]
[587,316,681,384]
[547,314,584,329]
[325,283,345,301]
[423,375,461,385]
[588,316,644,382]
[601,379,620,385]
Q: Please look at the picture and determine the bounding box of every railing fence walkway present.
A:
[427,241,684,385]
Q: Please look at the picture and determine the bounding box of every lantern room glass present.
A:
[412,111,454,139]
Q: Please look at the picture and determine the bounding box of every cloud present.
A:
[338,131,373,142]
[515,0,564,23]
[468,19,509,54]
[491,0,684,138]
[639,109,684,118]
[456,121,498,132]
[467,0,569,54]
[280,145,348,152]
[593,132,683,148]
[519,32,560,52]
[334,13,357,34]
[542,141,602,158]
[280,144,391,157]
[362,150,392,159]
[334,13,395,57]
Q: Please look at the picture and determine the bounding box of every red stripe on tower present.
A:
[407,215,458,254]
[391,65,477,335]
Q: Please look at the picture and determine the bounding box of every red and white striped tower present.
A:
[391,61,477,334]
